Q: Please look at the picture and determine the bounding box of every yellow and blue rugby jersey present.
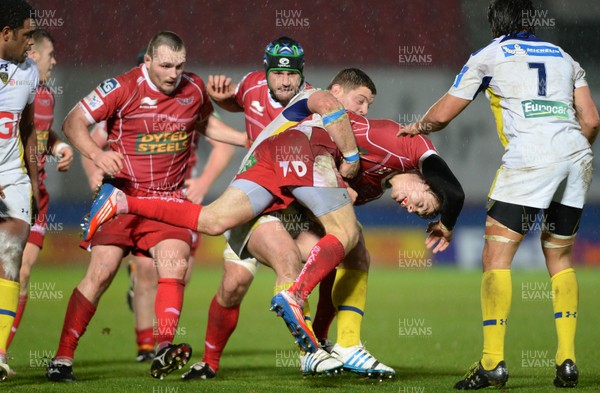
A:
[448,32,590,168]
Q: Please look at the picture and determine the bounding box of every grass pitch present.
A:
[4,263,600,392]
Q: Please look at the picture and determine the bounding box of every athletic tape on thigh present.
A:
[542,233,576,249]
[223,244,260,276]
[0,232,23,280]
[322,108,346,127]
[483,221,521,243]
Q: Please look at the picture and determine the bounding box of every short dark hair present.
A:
[487,0,535,38]
[32,29,54,46]
[146,31,185,60]
[327,68,377,95]
[0,0,34,31]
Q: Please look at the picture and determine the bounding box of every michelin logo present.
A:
[502,44,562,58]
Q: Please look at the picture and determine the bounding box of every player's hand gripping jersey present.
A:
[79,64,213,195]
[449,32,590,168]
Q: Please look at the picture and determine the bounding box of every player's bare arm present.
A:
[398,93,471,136]
[47,129,74,172]
[207,74,243,112]
[81,124,108,191]
[306,90,360,178]
[199,113,248,147]
[184,137,236,204]
[573,86,600,145]
[62,105,124,176]
[20,101,40,216]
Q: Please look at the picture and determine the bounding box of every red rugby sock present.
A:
[202,296,240,372]
[56,288,97,361]
[288,234,346,302]
[154,278,185,350]
[6,294,28,349]
[125,195,201,231]
[135,327,155,351]
[312,269,337,341]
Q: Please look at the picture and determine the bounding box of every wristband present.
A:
[440,221,451,231]
[53,142,70,157]
[322,108,346,127]
[343,149,360,163]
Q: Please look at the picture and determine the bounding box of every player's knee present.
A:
[338,224,360,254]
[217,281,248,307]
[343,246,370,271]
[0,233,24,281]
[541,231,575,259]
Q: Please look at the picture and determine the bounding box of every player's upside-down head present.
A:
[389,172,441,219]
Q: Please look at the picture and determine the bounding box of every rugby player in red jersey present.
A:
[81,51,236,364]
[6,29,74,351]
[187,39,376,377]
[82,108,464,378]
[46,31,245,382]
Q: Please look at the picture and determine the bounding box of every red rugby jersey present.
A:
[293,111,438,205]
[347,112,437,205]
[33,84,54,183]
[79,65,213,194]
[235,70,310,143]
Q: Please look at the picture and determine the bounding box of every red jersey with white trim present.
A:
[278,111,437,205]
[78,65,213,195]
[234,70,310,143]
[346,112,438,205]
[34,84,54,183]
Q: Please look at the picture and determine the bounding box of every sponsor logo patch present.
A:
[135,131,190,154]
[140,96,158,108]
[98,78,120,97]
[250,100,265,116]
[521,99,569,119]
[502,44,562,58]
[176,96,194,105]
[83,91,104,112]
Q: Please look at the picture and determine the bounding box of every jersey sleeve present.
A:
[568,54,588,89]
[79,76,130,125]
[27,59,39,105]
[448,45,493,101]
[193,75,214,122]
[403,134,438,171]
[234,72,254,108]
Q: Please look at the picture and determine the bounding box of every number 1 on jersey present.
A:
[528,62,547,96]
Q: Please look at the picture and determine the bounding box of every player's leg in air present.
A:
[295,228,395,378]
[269,186,360,353]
